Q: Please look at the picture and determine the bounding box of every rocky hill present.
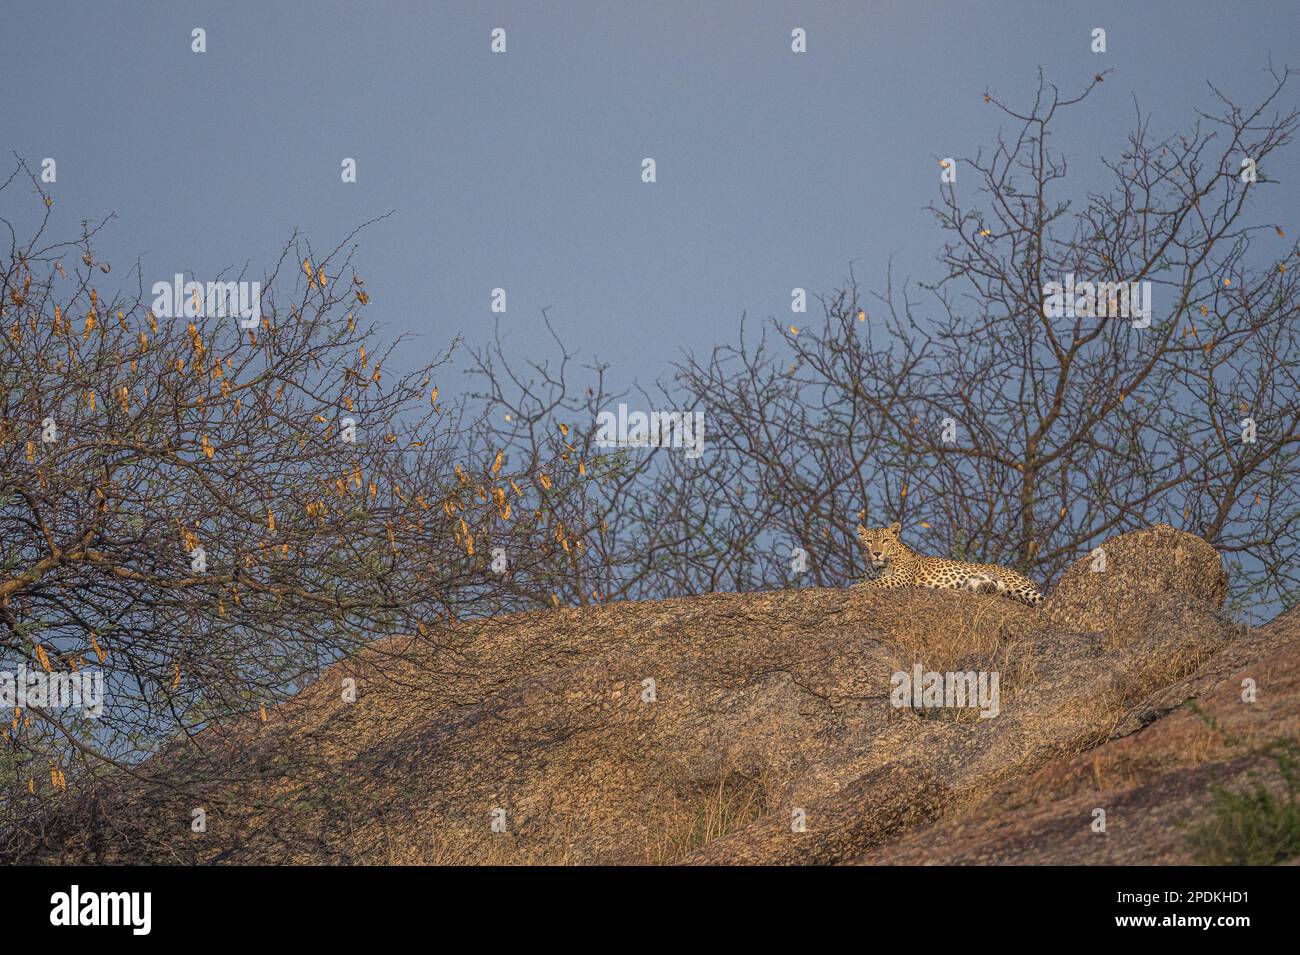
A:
[10,524,1297,865]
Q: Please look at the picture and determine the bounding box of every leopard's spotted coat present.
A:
[854,522,1044,607]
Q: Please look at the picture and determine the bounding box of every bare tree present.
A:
[0,163,578,831]
[615,70,1300,611]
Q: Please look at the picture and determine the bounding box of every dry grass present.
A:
[1071,621,1236,755]
[879,594,1036,723]
[882,595,1028,668]
[1139,630,1228,690]
[375,823,559,866]
[369,797,591,866]
[643,766,769,865]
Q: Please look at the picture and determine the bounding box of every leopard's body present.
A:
[854,523,1044,607]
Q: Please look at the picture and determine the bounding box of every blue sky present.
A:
[3,0,1298,387]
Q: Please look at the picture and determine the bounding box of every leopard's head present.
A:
[856,522,904,572]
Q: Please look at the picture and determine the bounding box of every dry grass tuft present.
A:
[878,594,1036,721]
[644,766,769,865]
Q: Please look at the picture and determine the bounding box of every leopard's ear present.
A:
[856,523,869,538]
[887,521,902,536]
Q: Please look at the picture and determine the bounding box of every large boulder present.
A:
[1043,523,1229,639]
[5,526,1244,866]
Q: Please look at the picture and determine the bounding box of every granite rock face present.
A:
[9,526,1258,866]
[855,603,1300,866]
[1043,523,1229,639]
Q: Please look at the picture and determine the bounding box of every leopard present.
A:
[854,522,1044,607]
